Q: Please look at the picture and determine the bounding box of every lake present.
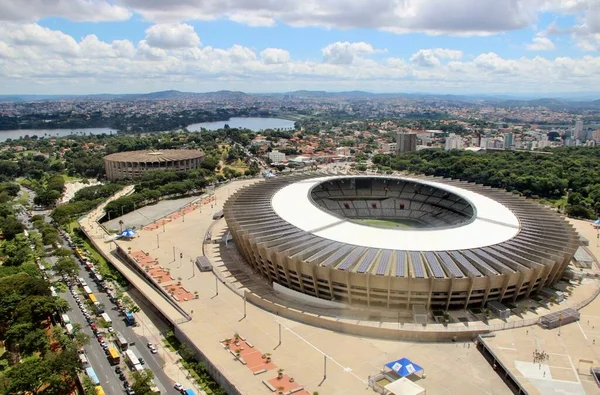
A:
[0,117,296,142]
[0,127,116,142]
[188,117,295,131]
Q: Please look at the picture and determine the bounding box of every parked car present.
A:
[174,383,184,391]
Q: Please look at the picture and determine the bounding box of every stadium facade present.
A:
[103,149,204,180]
[224,173,579,310]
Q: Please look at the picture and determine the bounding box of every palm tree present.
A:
[118,219,124,233]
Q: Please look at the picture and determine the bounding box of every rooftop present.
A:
[104,149,204,162]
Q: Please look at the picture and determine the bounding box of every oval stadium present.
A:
[223,173,580,311]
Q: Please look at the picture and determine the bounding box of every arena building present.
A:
[103,149,204,180]
[224,173,579,311]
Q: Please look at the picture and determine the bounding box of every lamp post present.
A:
[215,276,219,296]
[156,234,160,248]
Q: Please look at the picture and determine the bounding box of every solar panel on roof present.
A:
[307,242,342,262]
[436,252,465,278]
[395,251,406,277]
[423,251,446,278]
[376,250,392,275]
[450,251,483,277]
[339,247,366,271]
[322,245,353,266]
[472,248,514,273]
[449,251,483,277]
[357,249,379,273]
[410,251,425,278]
[460,250,499,275]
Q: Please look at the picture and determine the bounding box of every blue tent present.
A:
[593,218,600,226]
[385,357,424,378]
[119,228,137,238]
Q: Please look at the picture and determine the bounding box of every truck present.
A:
[125,311,135,325]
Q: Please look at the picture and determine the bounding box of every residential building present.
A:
[445,134,463,150]
[503,133,514,150]
[574,120,584,141]
[268,150,286,163]
[395,133,417,153]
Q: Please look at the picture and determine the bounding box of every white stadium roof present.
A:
[272,175,520,251]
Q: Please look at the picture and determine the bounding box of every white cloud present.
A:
[2,24,600,94]
[115,0,572,36]
[260,48,291,65]
[526,34,556,50]
[0,0,131,22]
[145,23,201,49]
[322,42,381,65]
[410,48,463,67]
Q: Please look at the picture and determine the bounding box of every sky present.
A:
[1,0,600,95]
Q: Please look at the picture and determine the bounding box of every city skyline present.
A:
[1,0,600,95]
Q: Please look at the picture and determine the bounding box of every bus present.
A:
[100,312,112,324]
[60,314,71,325]
[125,349,140,367]
[115,332,128,350]
[88,293,98,304]
[83,285,93,295]
[107,347,120,365]
[95,386,106,395]
[85,367,100,385]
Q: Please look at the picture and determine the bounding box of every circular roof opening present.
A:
[310,177,475,230]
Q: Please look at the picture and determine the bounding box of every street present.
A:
[55,227,182,394]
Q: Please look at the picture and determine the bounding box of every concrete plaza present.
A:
[482,219,600,395]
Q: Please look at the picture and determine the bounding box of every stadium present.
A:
[223,173,580,311]
[103,149,205,180]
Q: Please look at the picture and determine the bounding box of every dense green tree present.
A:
[54,257,79,279]
[131,369,154,395]
[1,216,24,240]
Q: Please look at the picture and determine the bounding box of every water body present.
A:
[0,127,115,142]
[188,117,295,132]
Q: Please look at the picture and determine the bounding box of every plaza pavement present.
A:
[80,180,600,395]
[482,219,600,395]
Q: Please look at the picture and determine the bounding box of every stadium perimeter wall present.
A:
[244,291,490,341]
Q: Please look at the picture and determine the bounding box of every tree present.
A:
[131,369,154,394]
[1,216,24,240]
[81,375,98,395]
[54,257,79,279]
[4,356,50,394]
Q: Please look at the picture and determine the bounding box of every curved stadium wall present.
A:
[223,173,579,311]
[103,149,205,181]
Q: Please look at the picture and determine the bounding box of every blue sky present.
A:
[0,0,599,95]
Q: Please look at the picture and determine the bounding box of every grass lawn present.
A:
[352,218,423,229]
[68,220,128,286]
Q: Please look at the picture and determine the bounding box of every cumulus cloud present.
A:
[0,0,131,22]
[2,23,600,94]
[114,0,572,36]
[322,42,381,65]
[526,34,556,50]
[410,49,463,67]
[260,48,291,65]
[145,23,201,49]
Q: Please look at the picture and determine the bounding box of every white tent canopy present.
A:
[384,377,426,395]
